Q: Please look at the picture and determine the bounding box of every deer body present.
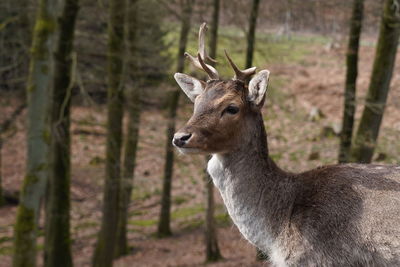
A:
[173,23,400,266]
[207,113,400,266]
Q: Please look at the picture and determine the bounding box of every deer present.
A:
[172,23,400,267]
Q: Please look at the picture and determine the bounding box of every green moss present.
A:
[42,129,51,145]
[31,17,57,60]
[14,204,35,234]
[27,84,36,93]
[13,204,37,266]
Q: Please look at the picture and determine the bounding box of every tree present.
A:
[157,0,195,238]
[350,0,400,163]
[204,0,222,262]
[0,103,26,207]
[245,0,261,69]
[115,0,138,257]
[12,0,61,265]
[92,0,127,265]
[44,0,79,266]
[338,0,365,163]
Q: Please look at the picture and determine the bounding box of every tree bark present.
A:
[204,0,222,262]
[0,139,4,207]
[245,0,261,69]
[115,0,139,257]
[204,173,222,262]
[12,0,61,266]
[44,0,79,266]
[338,0,365,163]
[157,0,194,238]
[350,0,400,163]
[0,103,26,207]
[92,0,126,265]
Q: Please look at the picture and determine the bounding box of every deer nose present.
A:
[172,132,192,147]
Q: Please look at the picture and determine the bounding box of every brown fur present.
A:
[174,78,400,266]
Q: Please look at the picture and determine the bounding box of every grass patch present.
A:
[164,23,329,79]
[0,246,13,255]
[132,189,153,201]
[129,219,157,227]
[179,218,204,231]
[74,221,98,230]
[215,212,232,227]
[0,236,12,244]
[173,195,188,205]
[171,205,205,220]
[129,210,146,217]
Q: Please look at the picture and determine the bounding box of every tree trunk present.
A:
[338,0,365,163]
[350,0,400,163]
[204,0,222,262]
[43,0,79,266]
[115,0,139,257]
[0,139,4,207]
[245,0,261,69]
[12,0,61,266]
[92,0,126,265]
[0,103,26,207]
[204,173,222,262]
[157,0,194,238]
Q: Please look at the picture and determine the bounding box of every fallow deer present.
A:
[173,23,400,266]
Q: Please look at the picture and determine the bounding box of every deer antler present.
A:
[224,50,256,82]
[184,22,219,80]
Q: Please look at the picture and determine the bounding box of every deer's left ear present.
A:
[174,73,205,102]
[248,70,270,107]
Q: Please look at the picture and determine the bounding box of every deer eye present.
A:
[224,105,239,115]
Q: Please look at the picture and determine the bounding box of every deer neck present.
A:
[207,112,296,253]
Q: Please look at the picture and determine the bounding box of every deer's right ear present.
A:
[174,73,205,102]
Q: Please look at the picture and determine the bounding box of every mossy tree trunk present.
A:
[245,0,261,69]
[44,0,79,266]
[12,0,61,266]
[350,0,400,163]
[115,0,139,258]
[157,0,195,238]
[92,0,127,265]
[338,0,365,163]
[204,0,222,262]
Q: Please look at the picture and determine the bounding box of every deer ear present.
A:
[174,73,205,102]
[248,70,270,107]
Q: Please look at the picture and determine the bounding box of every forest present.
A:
[0,0,400,266]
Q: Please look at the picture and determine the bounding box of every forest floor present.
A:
[1,32,400,267]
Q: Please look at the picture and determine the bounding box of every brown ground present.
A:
[0,37,399,267]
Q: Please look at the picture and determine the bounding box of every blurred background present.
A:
[1,0,399,266]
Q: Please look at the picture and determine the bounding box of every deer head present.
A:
[173,23,270,154]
